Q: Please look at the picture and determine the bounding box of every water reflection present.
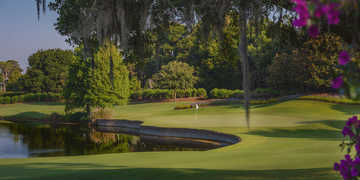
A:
[0,123,216,158]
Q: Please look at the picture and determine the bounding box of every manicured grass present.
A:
[0,100,352,179]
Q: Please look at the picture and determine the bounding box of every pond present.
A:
[0,122,222,158]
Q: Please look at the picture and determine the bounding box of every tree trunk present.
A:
[174,89,177,103]
[238,9,251,129]
[86,104,92,121]
[2,72,6,93]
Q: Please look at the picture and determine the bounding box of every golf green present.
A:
[0,100,352,179]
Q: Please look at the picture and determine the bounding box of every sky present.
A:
[0,0,72,71]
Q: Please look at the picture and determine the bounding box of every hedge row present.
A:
[131,88,207,100]
[0,91,26,97]
[209,88,244,99]
[0,88,281,104]
[208,97,281,106]
[209,88,281,99]
[252,88,281,98]
[0,93,63,104]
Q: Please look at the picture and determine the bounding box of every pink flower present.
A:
[292,0,309,27]
[325,3,340,25]
[334,162,340,171]
[351,167,359,177]
[356,144,360,153]
[346,116,358,126]
[314,5,326,18]
[339,51,350,65]
[332,76,343,89]
[308,25,319,38]
[293,18,308,27]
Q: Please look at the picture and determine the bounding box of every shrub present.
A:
[196,88,207,98]
[159,89,172,99]
[35,93,42,101]
[40,93,48,101]
[210,88,242,99]
[0,92,63,104]
[10,96,18,104]
[131,90,143,100]
[184,89,193,97]
[49,93,62,101]
[50,112,64,121]
[0,92,25,97]
[175,89,186,98]
[174,104,193,110]
[268,33,343,92]
[65,112,89,122]
[3,97,11,104]
[143,89,155,100]
[253,88,280,98]
[18,95,24,103]
[209,98,281,106]
[232,90,244,98]
[130,88,206,101]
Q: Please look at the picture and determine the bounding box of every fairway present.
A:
[0,100,349,179]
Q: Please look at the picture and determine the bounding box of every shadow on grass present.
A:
[213,100,288,109]
[0,162,339,180]
[297,120,346,130]
[248,121,343,140]
[3,111,50,121]
[22,102,65,106]
[331,104,360,115]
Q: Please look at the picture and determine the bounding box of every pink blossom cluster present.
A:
[292,0,341,37]
[334,116,360,179]
[331,50,350,89]
[292,0,349,89]
[291,1,357,180]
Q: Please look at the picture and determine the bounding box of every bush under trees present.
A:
[152,61,198,100]
[268,33,344,92]
[19,49,74,93]
[131,88,207,101]
[0,93,62,104]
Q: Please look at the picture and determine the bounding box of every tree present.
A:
[64,42,130,118]
[46,0,294,128]
[268,33,344,92]
[21,49,73,93]
[0,60,22,93]
[152,61,197,101]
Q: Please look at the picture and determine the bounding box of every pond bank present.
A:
[95,119,241,146]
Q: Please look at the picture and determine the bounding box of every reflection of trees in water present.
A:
[2,123,214,157]
[4,124,139,156]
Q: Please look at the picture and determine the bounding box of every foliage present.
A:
[152,61,198,99]
[131,88,206,101]
[208,97,282,106]
[64,42,130,115]
[268,33,344,92]
[20,49,73,93]
[64,112,88,122]
[252,88,281,98]
[0,60,22,92]
[129,76,141,92]
[174,104,193,110]
[0,93,62,104]
[209,89,244,99]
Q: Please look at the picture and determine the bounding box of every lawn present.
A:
[0,100,354,179]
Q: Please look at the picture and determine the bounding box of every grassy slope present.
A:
[0,100,355,179]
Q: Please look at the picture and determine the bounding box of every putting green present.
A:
[0,100,351,179]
